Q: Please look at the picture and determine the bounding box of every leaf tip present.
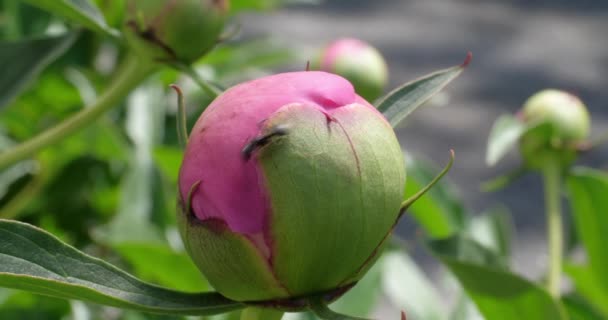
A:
[461,52,473,68]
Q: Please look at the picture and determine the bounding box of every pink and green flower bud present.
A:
[177,71,405,303]
[318,38,388,102]
[519,89,590,169]
[124,0,229,64]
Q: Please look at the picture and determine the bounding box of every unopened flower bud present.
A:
[125,0,229,64]
[317,38,388,101]
[177,71,405,303]
[519,89,590,169]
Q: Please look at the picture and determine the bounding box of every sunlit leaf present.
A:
[564,264,608,316]
[566,167,608,289]
[485,115,525,166]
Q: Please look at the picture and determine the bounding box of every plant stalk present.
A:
[240,307,284,320]
[542,160,563,298]
[0,55,156,170]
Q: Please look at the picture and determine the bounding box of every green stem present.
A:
[0,55,156,170]
[542,160,563,298]
[240,307,283,320]
[173,62,221,99]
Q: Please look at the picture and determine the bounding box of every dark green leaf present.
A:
[566,167,608,289]
[564,264,608,316]
[21,0,119,37]
[429,235,567,320]
[0,33,78,109]
[376,54,469,127]
[562,293,605,320]
[0,219,242,315]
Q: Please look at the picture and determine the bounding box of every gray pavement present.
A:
[242,0,608,315]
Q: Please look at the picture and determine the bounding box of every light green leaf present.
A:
[566,167,608,289]
[466,207,513,259]
[562,293,605,320]
[22,0,119,37]
[404,154,466,238]
[381,250,445,320]
[153,146,183,185]
[564,264,608,316]
[309,297,369,320]
[485,114,525,166]
[0,219,242,315]
[485,115,555,167]
[0,33,77,108]
[376,54,469,127]
[330,254,383,317]
[429,235,567,320]
[114,243,210,293]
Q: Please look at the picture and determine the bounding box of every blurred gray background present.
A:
[242,0,608,314]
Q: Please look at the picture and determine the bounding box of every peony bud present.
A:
[519,89,590,169]
[317,38,388,102]
[177,71,405,303]
[124,0,229,64]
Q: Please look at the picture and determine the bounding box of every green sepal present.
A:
[258,104,405,296]
[177,197,289,302]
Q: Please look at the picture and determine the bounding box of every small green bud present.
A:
[519,89,590,169]
[317,38,388,101]
[124,0,229,64]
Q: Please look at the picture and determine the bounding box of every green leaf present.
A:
[485,114,526,166]
[566,167,608,289]
[330,254,383,317]
[466,207,513,259]
[153,147,183,185]
[0,33,78,109]
[564,264,608,316]
[429,235,567,320]
[0,289,70,320]
[381,250,445,320]
[404,154,466,238]
[485,114,555,167]
[376,53,469,127]
[21,0,119,38]
[562,293,605,320]
[114,243,210,293]
[0,219,242,315]
[309,297,369,320]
